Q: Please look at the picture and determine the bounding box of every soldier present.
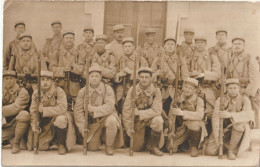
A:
[136,28,161,67]
[114,37,148,113]
[27,71,76,155]
[122,67,164,156]
[166,78,207,157]
[106,24,125,63]
[190,36,221,135]
[2,70,30,154]
[74,66,124,155]
[91,34,117,85]
[179,28,195,72]
[42,20,63,69]
[205,78,254,160]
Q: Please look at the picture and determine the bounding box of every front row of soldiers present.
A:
[2,65,254,160]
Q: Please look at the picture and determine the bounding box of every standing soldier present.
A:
[2,70,30,154]
[205,78,254,160]
[166,78,207,157]
[91,35,117,85]
[74,66,124,155]
[190,36,221,135]
[179,28,195,72]
[122,67,164,156]
[106,24,125,63]
[136,28,161,67]
[27,71,76,155]
[42,21,63,69]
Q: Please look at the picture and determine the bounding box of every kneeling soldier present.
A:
[2,70,30,154]
[205,78,254,160]
[27,71,76,155]
[74,66,124,155]
[167,78,207,157]
[123,67,164,156]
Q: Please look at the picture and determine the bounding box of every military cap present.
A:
[216,28,227,35]
[194,36,207,42]
[14,21,25,28]
[51,20,62,26]
[184,28,195,34]
[184,77,198,87]
[3,70,16,77]
[226,78,240,86]
[63,30,75,37]
[138,67,153,75]
[164,36,176,44]
[232,37,245,43]
[122,37,134,44]
[95,34,108,41]
[19,33,32,40]
[113,24,124,31]
[41,71,53,78]
[145,28,156,35]
[89,65,102,74]
[84,26,94,33]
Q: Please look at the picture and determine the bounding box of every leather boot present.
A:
[11,122,29,154]
[105,145,114,156]
[188,130,201,157]
[56,127,67,155]
[150,130,163,156]
[228,129,243,160]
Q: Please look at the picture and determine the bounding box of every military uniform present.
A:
[2,71,30,154]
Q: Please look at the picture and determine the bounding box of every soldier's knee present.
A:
[53,115,68,129]
[150,116,164,131]
[16,110,30,122]
[105,115,118,128]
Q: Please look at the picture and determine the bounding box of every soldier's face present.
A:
[52,24,62,35]
[84,31,94,41]
[63,34,75,47]
[123,42,135,55]
[3,76,16,90]
[41,77,53,91]
[216,32,227,43]
[164,40,176,53]
[89,72,102,86]
[184,33,194,43]
[96,40,106,52]
[114,30,124,41]
[232,40,245,53]
[15,25,25,35]
[139,72,152,87]
[183,84,196,97]
[227,84,239,97]
[20,37,32,50]
[195,40,206,51]
[146,33,155,44]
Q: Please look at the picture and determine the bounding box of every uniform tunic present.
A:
[106,39,124,64]
[179,41,195,71]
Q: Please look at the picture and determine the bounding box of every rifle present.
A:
[129,52,138,156]
[121,60,127,114]
[33,51,42,154]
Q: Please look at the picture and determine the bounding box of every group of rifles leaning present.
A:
[2,21,259,160]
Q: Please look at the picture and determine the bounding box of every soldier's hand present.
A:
[190,70,200,77]
[64,66,72,72]
[134,108,140,116]
[197,73,205,79]
[32,126,41,134]
[173,108,183,116]
[219,110,231,118]
[39,104,44,113]
[123,67,131,74]
[88,105,94,112]
[126,128,135,137]
[118,71,127,77]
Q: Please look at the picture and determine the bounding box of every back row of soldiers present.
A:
[2,21,259,160]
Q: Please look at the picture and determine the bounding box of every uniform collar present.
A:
[93,50,110,61]
[112,39,122,45]
[19,47,35,56]
[53,33,63,40]
[82,40,95,47]
[89,82,104,95]
[60,44,75,56]
[194,49,208,60]
[4,83,19,95]
[214,42,228,50]
[136,83,155,96]
[181,41,194,49]
[42,84,56,98]
[179,93,197,104]
[232,51,246,61]
[144,42,158,50]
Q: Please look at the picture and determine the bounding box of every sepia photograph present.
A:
[1,0,260,166]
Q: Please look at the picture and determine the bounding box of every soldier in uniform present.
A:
[179,28,195,72]
[42,20,63,69]
[122,67,164,156]
[136,28,161,67]
[74,66,124,155]
[205,78,254,160]
[91,35,117,85]
[2,70,30,154]
[106,24,125,63]
[27,71,76,155]
[166,78,207,157]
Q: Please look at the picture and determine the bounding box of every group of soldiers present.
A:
[2,20,260,160]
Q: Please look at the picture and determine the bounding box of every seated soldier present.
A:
[74,66,124,155]
[2,70,30,154]
[27,71,76,155]
[122,67,164,156]
[205,78,254,160]
[166,78,207,157]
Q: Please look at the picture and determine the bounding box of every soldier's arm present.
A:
[138,88,162,120]
[182,96,204,121]
[245,55,259,97]
[74,88,85,136]
[42,87,67,117]
[93,85,115,118]
[122,87,133,136]
[2,88,30,117]
[101,54,117,79]
[204,55,220,81]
